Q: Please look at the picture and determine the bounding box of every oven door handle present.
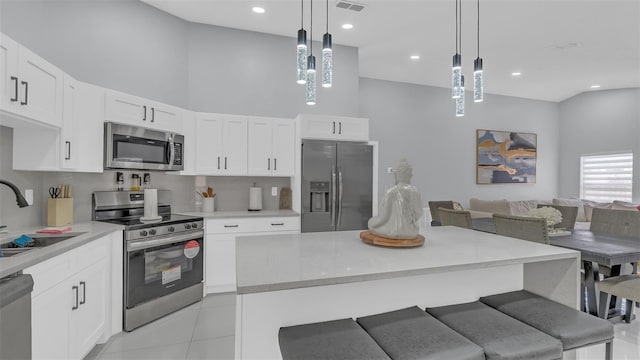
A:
[127,230,204,252]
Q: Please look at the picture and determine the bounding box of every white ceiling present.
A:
[142,0,640,102]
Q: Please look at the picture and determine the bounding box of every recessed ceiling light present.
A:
[590,85,601,89]
[511,72,522,76]
[341,23,354,30]
[252,7,265,14]
[409,55,420,60]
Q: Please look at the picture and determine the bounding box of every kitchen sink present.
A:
[0,232,86,250]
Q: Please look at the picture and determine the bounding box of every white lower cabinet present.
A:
[26,236,110,360]
[205,217,300,293]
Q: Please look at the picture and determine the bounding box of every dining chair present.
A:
[438,208,472,229]
[493,214,549,244]
[428,201,454,226]
[590,208,640,237]
[536,204,578,230]
[598,274,640,323]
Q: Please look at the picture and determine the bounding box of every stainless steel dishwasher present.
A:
[0,273,34,360]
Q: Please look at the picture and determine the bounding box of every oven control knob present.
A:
[184,224,192,229]
[168,226,175,232]
[191,223,198,229]
[139,230,148,237]
[149,229,157,236]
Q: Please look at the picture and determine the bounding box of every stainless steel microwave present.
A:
[104,122,184,171]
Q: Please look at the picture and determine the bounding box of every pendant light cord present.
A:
[310,0,313,55]
[459,0,462,56]
[455,0,458,53]
[301,0,304,28]
[477,0,480,57]
[326,0,329,33]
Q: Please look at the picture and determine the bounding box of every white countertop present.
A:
[0,221,123,278]
[178,209,299,219]
[235,226,580,294]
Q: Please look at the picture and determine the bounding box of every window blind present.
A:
[580,153,633,202]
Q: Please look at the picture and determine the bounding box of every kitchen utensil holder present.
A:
[47,198,73,226]
[202,198,214,213]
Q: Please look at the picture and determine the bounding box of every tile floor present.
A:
[89,293,640,360]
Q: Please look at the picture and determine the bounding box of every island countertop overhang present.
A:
[235,227,580,295]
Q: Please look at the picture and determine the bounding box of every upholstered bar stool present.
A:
[427,301,563,360]
[480,290,613,360]
[493,214,549,244]
[599,274,640,323]
[356,306,484,360]
[278,318,390,360]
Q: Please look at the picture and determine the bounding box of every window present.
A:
[580,153,633,202]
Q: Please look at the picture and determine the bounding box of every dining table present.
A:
[471,217,640,317]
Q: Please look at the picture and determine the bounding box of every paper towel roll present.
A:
[144,189,158,218]
[249,187,262,211]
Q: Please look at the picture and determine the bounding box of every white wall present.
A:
[558,88,640,203]
[359,78,561,207]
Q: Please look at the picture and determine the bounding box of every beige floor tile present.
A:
[186,336,235,360]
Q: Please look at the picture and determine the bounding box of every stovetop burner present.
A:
[100,214,198,229]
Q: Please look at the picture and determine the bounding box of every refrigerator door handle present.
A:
[338,166,343,226]
[331,165,337,227]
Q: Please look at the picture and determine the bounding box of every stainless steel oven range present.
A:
[93,190,204,331]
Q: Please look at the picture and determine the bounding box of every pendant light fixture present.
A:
[322,0,333,88]
[456,75,465,117]
[306,0,316,105]
[473,0,484,102]
[452,0,462,99]
[296,0,308,84]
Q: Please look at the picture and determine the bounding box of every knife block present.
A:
[47,198,73,226]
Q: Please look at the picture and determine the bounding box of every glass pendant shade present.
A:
[306,55,316,105]
[452,54,462,98]
[297,29,308,84]
[474,58,483,102]
[322,33,332,88]
[456,76,465,117]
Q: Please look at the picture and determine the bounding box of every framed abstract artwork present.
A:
[476,129,537,184]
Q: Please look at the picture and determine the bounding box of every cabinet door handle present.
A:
[65,141,71,160]
[20,81,28,105]
[271,223,284,226]
[142,105,147,121]
[217,156,220,170]
[224,224,239,228]
[151,107,155,122]
[79,281,86,305]
[224,157,227,170]
[332,121,336,134]
[267,158,270,170]
[339,122,342,135]
[10,76,18,102]
[274,158,277,171]
[72,285,79,310]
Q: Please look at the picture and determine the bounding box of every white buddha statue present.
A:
[368,158,423,239]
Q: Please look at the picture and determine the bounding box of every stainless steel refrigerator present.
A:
[301,140,373,232]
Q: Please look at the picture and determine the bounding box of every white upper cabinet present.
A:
[177,110,196,175]
[247,117,294,176]
[0,33,63,128]
[195,113,247,176]
[60,77,105,172]
[299,114,369,141]
[105,89,182,133]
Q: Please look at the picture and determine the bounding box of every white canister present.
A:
[202,197,215,213]
[249,187,262,211]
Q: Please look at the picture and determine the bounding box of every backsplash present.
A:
[0,126,291,229]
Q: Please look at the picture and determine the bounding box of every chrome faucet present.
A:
[0,179,29,208]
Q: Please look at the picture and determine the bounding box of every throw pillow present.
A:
[453,202,464,211]
[552,198,586,222]
[611,200,640,211]
[509,200,539,216]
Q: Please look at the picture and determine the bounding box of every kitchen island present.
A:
[234,227,581,359]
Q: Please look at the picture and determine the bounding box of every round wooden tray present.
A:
[360,230,425,248]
